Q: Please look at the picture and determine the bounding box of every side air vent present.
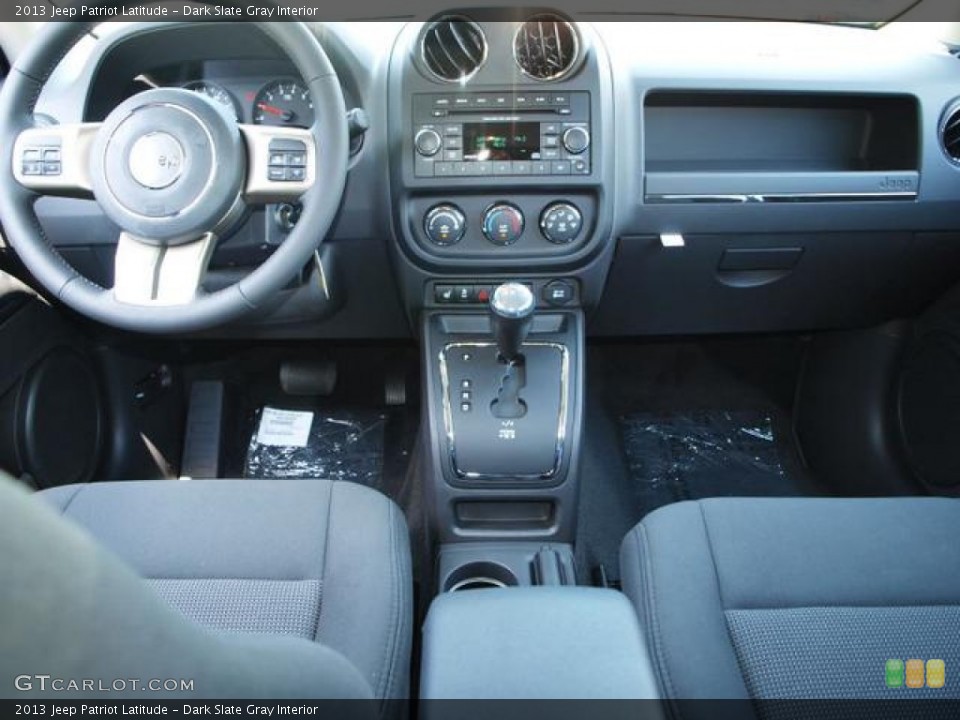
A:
[942,101,960,164]
[513,14,580,81]
[420,17,487,83]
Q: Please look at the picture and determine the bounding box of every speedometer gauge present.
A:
[253,80,314,128]
[183,81,239,120]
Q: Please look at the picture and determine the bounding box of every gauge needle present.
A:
[257,103,294,122]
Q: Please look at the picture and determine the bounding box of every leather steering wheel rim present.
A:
[0,19,349,334]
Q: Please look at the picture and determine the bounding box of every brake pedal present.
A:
[280,360,337,397]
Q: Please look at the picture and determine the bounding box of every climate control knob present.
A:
[424,204,466,246]
[482,204,525,246]
[561,126,590,155]
[540,203,583,244]
[415,128,442,157]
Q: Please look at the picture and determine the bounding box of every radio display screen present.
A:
[463,122,540,161]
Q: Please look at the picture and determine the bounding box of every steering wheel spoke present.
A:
[12,123,100,197]
[239,124,317,203]
[113,232,216,307]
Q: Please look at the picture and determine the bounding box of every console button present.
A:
[482,204,525,246]
[543,280,575,306]
[454,285,475,303]
[415,128,442,157]
[562,126,591,155]
[435,285,455,303]
[540,203,583,244]
[424,204,466,246]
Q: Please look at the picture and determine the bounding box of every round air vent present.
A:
[420,17,487,83]
[513,14,580,81]
[941,100,960,164]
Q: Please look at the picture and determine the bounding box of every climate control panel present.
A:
[421,200,585,251]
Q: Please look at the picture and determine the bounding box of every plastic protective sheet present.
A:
[244,406,387,485]
[621,410,796,513]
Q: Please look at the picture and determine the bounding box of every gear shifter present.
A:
[489,283,535,363]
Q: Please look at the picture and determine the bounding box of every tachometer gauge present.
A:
[253,80,314,128]
[183,81,240,120]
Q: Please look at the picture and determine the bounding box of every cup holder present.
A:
[444,561,518,592]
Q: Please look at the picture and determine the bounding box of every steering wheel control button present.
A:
[128,132,184,190]
[482,204,525,246]
[415,128,443,157]
[22,144,62,176]
[543,280,576,306]
[267,139,308,182]
[424,204,466,246]
[562,126,591,154]
[540,203,583,244]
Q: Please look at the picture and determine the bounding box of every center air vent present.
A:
[942,101,960,164]
[513,14,580,81]
[420,17,487,83]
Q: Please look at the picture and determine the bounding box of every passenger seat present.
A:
[621,498,960,706]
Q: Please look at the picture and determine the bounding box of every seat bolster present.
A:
[620,501,753,706]
[316,481,413,703]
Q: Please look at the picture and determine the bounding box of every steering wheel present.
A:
[0,20,348,333]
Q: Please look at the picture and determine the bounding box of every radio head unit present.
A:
[413,91,592,178]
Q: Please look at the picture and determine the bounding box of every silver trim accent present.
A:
[420,17,488,85]
[313,250,331,301]
[113,231,216,307]
[513,15,581,83]
[448,577,507,592]
[438,341,570,481]
[647,191,918,204]
[939,98,960,167]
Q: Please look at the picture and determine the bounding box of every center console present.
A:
[389,15,614,555]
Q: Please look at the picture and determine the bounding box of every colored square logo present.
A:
[906,659,925,688]
[885,659,904,688]
[927,659,946,689]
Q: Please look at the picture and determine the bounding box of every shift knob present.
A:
[490,283,535,362]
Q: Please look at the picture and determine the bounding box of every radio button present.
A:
[543,136,560,149]
[424,204,466,246]
[562,126,591,155]
[541,148,561,160]
[494,162,512,176]
[531,161,550,175]
[540,203,583,245]
[443,149,462,162]
[551,161,572,175]
[415,129,442,157]
[543,124,560,135]
[444,137,463,150]
[513,162,532,175]
[443,125,462,137]
[435,163,454,176]
[483,204,525,246]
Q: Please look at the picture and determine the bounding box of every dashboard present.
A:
[14,16,960,338]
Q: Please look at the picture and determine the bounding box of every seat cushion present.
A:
[621,498,960,713]
[41,479,412,703]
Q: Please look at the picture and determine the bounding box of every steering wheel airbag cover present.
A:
[90,88,243,244]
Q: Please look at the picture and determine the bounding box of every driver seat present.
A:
[0,477,412,704]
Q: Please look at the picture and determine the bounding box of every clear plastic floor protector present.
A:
[620,410,798,513]
[244,407,388,485]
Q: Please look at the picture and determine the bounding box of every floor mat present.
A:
[621,410,803,515]
[244,406,389,488]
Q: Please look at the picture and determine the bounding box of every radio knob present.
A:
[424,204,466,246]
[540,203,583,244]
[482,204,525,246]
[415,128,442,157]
[561,126,590,155]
